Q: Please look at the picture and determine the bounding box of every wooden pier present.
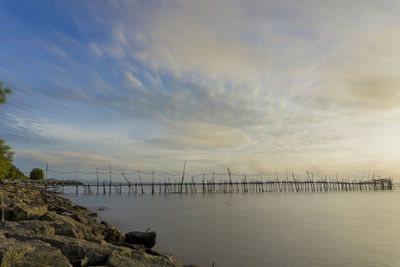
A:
[60,178,393,195]
[39,164,394,195]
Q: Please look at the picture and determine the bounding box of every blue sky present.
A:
[1,0,400,181]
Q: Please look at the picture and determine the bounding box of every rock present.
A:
[8,233,181,267]
[40,210,60,221]
[8,233,112,266]
[0,220,55,237]
[125,231,156,248]
[71,213,89,224]
[6,203,47,221]
[0,184,186,267]
[105,246,182,267]
[0,238,71,267]
[88,212,98,220]
[111,242,146,252]
[41,211,101,241]
[101,221,125,243]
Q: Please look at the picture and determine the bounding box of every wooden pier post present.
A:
[202,175,205,193]
[152,171,155,194]
[96,168,99,195]
[137,171,144,194]
[179,161,186,193]
[109,163,112,194]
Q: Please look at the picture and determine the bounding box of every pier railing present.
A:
[46,178,392,195]
[24,164,393,195]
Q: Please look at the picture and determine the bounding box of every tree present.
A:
[0,139,13,179]
[0,81,23,179]
[30,168,44,180]
[7,165,27,179]
[0,81,12,104]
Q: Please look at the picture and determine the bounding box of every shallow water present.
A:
[65,189,400,267]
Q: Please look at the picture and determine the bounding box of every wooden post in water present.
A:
[202,175,205,193]
[212,172,216,193]
[152,171,155,194]
[192,177,197,193]
[227,168,234,193]
[109,163,112,194]
[179,161,186,193]
[96,168,99,195]
[121,171,134,194]
[137,171,144,194]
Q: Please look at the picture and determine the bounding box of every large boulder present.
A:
[0,238,71,267]
[101,221,125,243]
[5,203,47,221]
[40,211,101,241]
[0,184,185,267]
[7,233,182,267]
[125,231,157,248]
[105,249,181,267]
[0,220,55,238]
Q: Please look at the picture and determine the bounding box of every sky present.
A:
[0,0,400,181]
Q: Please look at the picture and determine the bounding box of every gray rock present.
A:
[41,211,101,241]
[101,221,125,243]
[8,233,181,267]
[125,231,156,248]
[8,233,112,266]
[0,184,185,267]
[6,203,47,221]
[0,238,71,267]
[0,220,55,237]
[105,246,182,267]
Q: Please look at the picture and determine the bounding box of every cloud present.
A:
[3,0,400,178]
[15,149,115,168]
[146,121,251,150]
[321,29,400,112]
[124,71,142,88]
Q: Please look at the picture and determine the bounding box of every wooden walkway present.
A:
[55,178,393,195]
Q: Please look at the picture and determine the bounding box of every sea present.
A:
[65,187,400,267]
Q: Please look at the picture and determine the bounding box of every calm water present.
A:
[65,189,400,267]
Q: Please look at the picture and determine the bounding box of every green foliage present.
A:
[0,82,23,179]
[0,139,27,179]
[0,139,13,179]
[0,81,12,104]
[7,164,28,179]
[30,168,44,180]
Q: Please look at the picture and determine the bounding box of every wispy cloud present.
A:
[146,121,251,150]
[1,0,400,177]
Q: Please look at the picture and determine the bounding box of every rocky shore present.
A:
[0,183,192,267]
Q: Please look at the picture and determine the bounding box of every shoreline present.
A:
[0,183,195,267]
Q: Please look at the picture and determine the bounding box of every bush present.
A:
[0,81,12,104]
[7,165,27,179]
[30,168,44,180]
[0,139,13,179]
